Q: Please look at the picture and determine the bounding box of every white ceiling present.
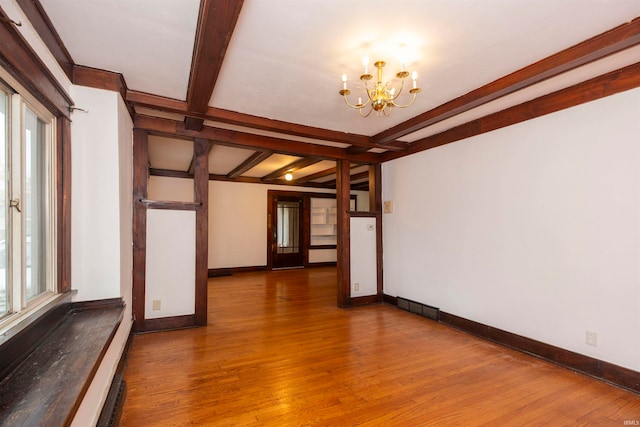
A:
[38,0,640,183]
[211,0,640,136]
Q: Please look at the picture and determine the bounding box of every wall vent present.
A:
[397,297,440,321]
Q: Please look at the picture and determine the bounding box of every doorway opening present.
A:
[271,196,304,269]
[267,190,358,271]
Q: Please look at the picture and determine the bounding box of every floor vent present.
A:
[97,374,127,427]
[397,297,440,321]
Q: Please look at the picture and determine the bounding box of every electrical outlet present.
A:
[586,331,598,347]
[383,200,393,214]
[354,283,359,291]
[152,299,161,311]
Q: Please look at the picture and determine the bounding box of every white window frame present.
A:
[0,69,57,330]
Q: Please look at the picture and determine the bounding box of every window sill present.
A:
[0,295,124,426]
[0,291,72,339]
[0,291,75,367]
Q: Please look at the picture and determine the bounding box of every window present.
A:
[0,78,56,322]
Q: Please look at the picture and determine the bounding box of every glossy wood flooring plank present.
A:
[120,267,640,426]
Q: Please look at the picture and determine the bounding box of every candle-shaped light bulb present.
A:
[412,71,418,89]
[362,56,369,74]
[342,73,348,90]
[358,97,362,105]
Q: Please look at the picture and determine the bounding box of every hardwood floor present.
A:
[120,267,640,426]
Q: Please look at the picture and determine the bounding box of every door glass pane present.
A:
[24,107,46,302]
[0,91,7,315]
[276,201,300,254]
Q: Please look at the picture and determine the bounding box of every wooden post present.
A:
[193,138,209,326]
[57,117,72,293]
[132,129,149,332]
[336,159,351,308]
[369,164,383,300]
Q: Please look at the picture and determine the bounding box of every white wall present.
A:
[148,175,194,202]
[382,88,640,371]
[69,88,134,425]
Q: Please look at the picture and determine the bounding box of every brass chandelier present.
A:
[339,57,420,117]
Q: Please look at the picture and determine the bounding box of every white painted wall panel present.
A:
[70,86,121,301]
[382,88,640,371]
[145,209,196,319]
[350,217,377,297]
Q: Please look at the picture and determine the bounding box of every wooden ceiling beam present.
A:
[349,171,370,182]
[321,170,369,189]
[351,181,370,191]
[150,168,333,189]
[149,168,190,179]
[293,166,336,184]
[127,90,188,114]
[293,163,364,185]
[73,66,127,98]
[382,61,640,162]
[127,90,389,149]
[373,16,640,145]
[226,151,273,179]
[260,157,322,182]
[203,106,375,147]
[184,0,244,131]
[345,140,410,155]
[135,115,382,163]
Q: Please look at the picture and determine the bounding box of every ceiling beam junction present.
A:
[188,139,215,175]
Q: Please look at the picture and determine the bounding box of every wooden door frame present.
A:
[270,194,305,269]
[267,190,308,270]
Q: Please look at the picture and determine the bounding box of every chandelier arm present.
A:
[362,79,376,104]
[342,93,367,110]
[359,105,374,118]
[390,92,419,109]
[358,87,372,107]
[390,78,406,101]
